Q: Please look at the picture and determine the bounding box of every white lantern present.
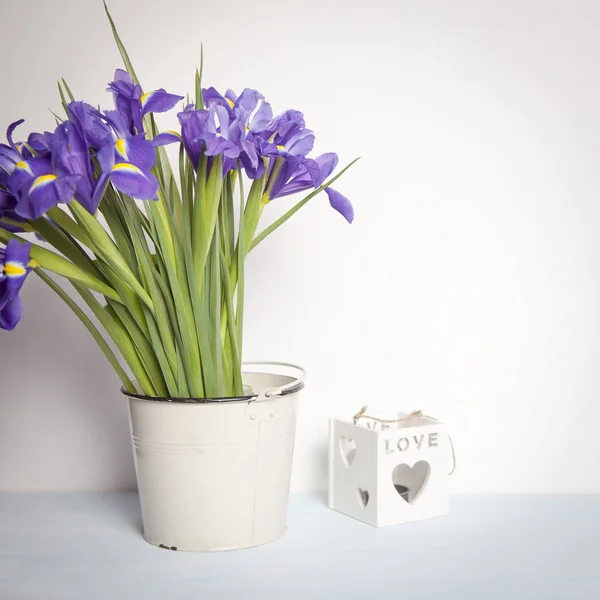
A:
[328,408,451,527]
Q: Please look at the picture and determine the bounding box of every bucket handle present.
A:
[242,361,306,399]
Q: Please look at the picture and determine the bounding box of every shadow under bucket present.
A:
[122,362,305,552]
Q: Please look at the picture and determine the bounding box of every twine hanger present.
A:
[353,405,457,476]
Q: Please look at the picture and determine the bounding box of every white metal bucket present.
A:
[123,362,305,552]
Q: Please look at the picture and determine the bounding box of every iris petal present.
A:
[114,135,156,171]
[141,89,184,115]
[67,102,113,149]
[152,131,182,146]
[0,239,32,319]
[7,119,25,151]
[325,187,354,223]
[0,295,23,331]
[110,163,158,200]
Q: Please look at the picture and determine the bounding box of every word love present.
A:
[384,432,439,453]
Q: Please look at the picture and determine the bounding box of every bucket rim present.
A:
[121,361,305,404]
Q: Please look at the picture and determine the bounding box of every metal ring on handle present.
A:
[241,361,306,398]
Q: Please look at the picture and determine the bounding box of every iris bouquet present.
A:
[0,5,356,399]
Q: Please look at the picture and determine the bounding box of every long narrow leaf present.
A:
[75,284,156,395]
[104,1,140,84]
[249,158,360,252]
[0,229,122,302]
[69,201,154,310]
[37,269,135,393]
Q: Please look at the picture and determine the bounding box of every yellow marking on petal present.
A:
[3,262,26,277]
[165,129,182,140]
[277,145,285,151]
[115,138,128,159]
[15,161,33,175]
[226,98,235,108]
[112,162,144,175]
[29,174,57,192]
[140,90,155,107]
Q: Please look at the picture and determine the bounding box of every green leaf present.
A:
[176,350,190,398]
[193,154,223,289]
[120,194,179,392]
[209,226,224,395]
[146,193,205,397]
[182,185,215,396]
[108,299,168,397]
[235,165,245,353]
[61,78,75,102]
[220,246,243,395]
[104,1,140,84]
[46,207,95,249]
[57,81,68,115]
[198,44,204,108]
[37,270,135,393]
[242,174,267,255]
[143,305,178,397]
[69,201,154,311]
[75,284,156,395]
[97,190,139,273]
[0,229,122,302]
[31,216,103,279]
[0,218,33,233]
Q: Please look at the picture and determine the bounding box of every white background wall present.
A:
[1,0,599,494]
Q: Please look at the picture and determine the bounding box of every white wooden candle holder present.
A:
[328,409,450,527]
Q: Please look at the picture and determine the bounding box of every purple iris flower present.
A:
[51,121,102,213]
[0,238,32,331]
[178,105,240,170]
[0,190,28,232]
[95,136,159,201]
[1,120,75,221]
[107,69,183,135]
[260,120,315,159]
[203,105,240,158]
[67,102,113,151]
[234,91,273,179]
[101,108,134,140]
[0,120,26,185]
[203,87,271,126]
[20,131,55,160]
[269,153,337,198]
[252,110,315,181]
[267,152,354,223]
[202,87,237,113]
[6,119,25,152]
[6,158,78,220]
[202,87,273,179]
[67,102,160,208]
[263,110,308,143]
[0,144,20,189]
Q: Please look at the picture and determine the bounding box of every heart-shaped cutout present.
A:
[339,436,356,468]
[392,461,430,504]
[357,488,369,508]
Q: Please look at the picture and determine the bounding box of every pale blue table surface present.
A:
[0,493,598,599]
